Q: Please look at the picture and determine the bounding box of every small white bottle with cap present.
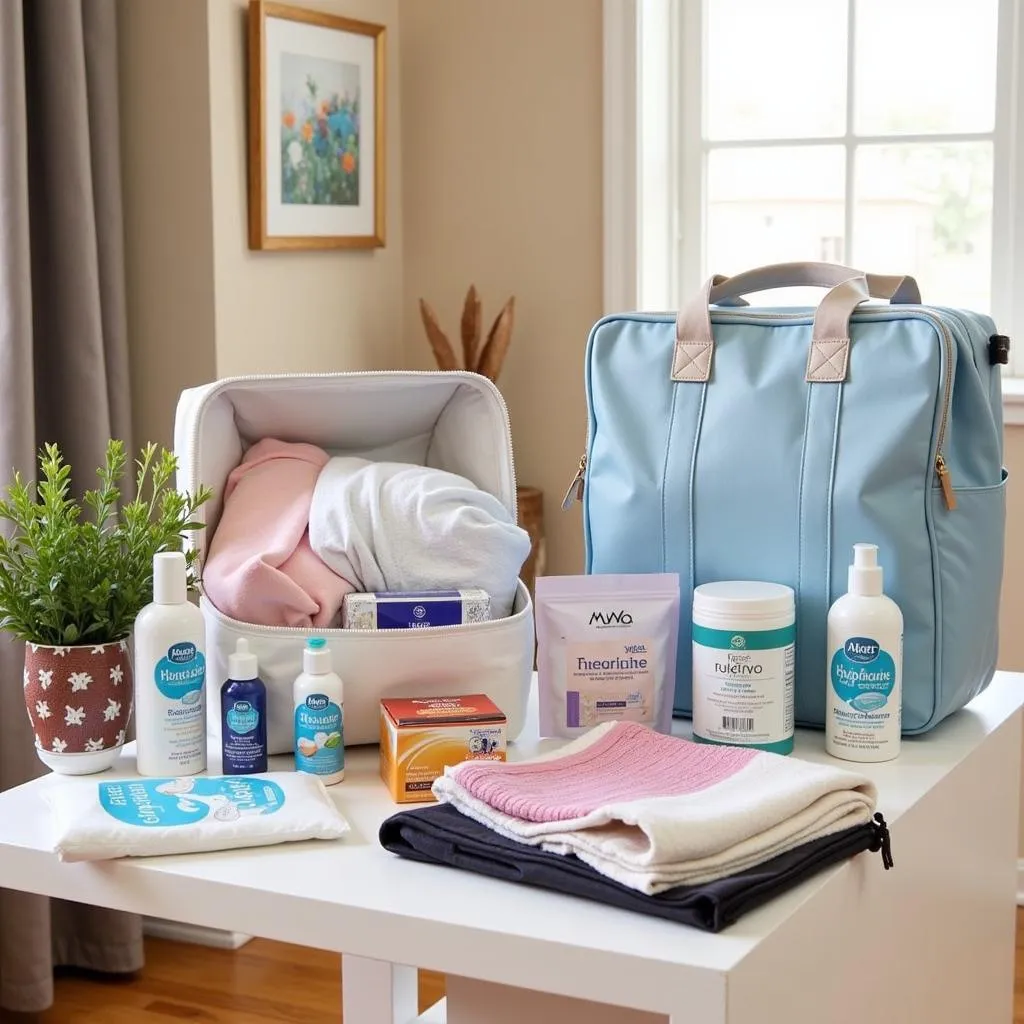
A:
[825,543,904,762]
[134,551,208,777]
[293,638,344,785]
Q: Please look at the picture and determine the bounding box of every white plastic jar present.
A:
[691,581,796,754]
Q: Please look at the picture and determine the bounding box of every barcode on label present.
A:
[722,716,754,732]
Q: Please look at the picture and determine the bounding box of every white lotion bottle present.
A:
[135,552,208,777]
[293,638,344,785]
[825,543,903,763]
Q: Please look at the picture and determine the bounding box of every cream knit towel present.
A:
[432,721,877,894]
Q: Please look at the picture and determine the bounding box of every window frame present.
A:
[605,0,1024,418]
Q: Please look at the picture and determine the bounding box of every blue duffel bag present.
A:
[570,262,1007,734]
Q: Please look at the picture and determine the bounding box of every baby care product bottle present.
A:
[135,551,207,777]
[220,639,268,775]
[292,638,344,784]
[826,543,903,762]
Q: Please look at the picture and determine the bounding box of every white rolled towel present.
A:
[308,458,531,618]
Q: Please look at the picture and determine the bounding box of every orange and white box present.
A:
[379,694,507,803]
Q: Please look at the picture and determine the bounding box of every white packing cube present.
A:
[173,372,536,755]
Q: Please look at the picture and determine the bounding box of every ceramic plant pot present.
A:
[22,640,134,775]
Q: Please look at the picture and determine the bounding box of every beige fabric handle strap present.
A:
[671,262,922,384]
[709,261,920,306]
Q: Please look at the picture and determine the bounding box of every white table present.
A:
[0,674,1021,1024]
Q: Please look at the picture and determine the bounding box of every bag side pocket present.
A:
[924,469,1007,732]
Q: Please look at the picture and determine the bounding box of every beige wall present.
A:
[123,0,598,555]
[399,0,603,576]
[207,0,405,377]
[118,0,217,452]
[120,0,405,454]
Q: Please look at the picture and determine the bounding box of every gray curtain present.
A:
[0,0,143,1011]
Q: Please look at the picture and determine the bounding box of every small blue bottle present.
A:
[220,639,268,774]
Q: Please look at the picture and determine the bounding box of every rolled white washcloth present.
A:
[308,457,530,618]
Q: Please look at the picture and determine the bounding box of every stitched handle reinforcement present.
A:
[671,262,922,384]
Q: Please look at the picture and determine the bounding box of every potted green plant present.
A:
[0,440,212,775]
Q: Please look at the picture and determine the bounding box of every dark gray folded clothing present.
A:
[379,803,891,932]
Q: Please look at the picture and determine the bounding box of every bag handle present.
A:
[707,261,920,307]
[671,262,922,384]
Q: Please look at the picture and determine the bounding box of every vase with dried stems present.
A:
[419,286,546,600]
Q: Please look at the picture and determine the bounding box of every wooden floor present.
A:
[5,908,1024,1021]
[7,939,444,1023]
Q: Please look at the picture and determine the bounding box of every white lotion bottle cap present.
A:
[152,551,187,605]
[228,638,259,680]
[849,543,883,597]
[303,637,333,675]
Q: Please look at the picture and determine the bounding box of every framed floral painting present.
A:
[247,0,385,250]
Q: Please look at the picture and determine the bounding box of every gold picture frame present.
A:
[247,0,385,250]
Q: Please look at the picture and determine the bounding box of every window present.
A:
[608,0,1024,392]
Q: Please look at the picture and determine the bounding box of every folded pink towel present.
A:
[432,722,877,893]
[202,439,355,628]
[446,722,758,822]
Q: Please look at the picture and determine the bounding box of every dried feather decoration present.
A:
[419,286,515,382]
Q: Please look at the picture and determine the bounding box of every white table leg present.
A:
[342,955,418,1024]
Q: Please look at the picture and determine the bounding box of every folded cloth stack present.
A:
[203,438,530,628]
[380,721,893,931]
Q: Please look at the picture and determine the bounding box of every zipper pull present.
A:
[935,455,957,511]
[561,454,587,510]
[869,812,894,870]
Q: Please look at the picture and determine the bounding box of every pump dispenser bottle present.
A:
[825,543,904,762]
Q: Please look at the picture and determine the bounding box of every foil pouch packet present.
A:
[536,573,681,738]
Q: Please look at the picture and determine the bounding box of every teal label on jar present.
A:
[691,624,795,651]
[226,700,259,735]
[830,636,896,710]
[98,777,285,827]
[692,622,796,753]
[294,694,343,776]
[154,641,205,703]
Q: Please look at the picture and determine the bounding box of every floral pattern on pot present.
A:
[23,641,133,755]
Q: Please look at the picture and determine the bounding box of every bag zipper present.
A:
[928,314,956,509]
[934,455,957,510]
[561,453,587,509]
[567,307,959,513]
[182,370,521,563]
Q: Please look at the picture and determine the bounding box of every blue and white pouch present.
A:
[44,772,349,862]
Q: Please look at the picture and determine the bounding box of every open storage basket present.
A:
[174,372,536,755]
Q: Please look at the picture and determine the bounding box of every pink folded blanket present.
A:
[202,439,355,628]
[432,721,877,893]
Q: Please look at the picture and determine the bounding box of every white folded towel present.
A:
[432,721,877,894]
[308,457,531,618]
